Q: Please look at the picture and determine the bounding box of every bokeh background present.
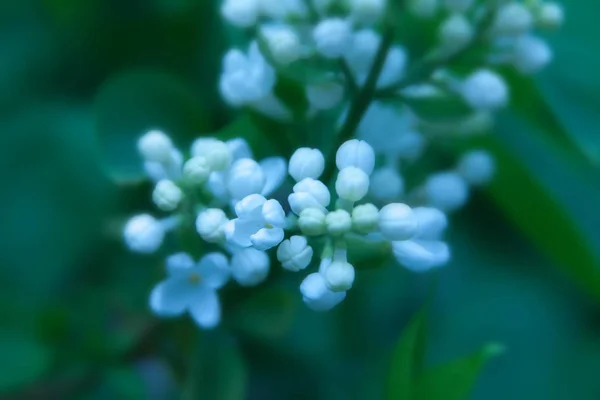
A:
[1,0,599,398]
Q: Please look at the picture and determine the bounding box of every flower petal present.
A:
[235,194,267,219]
[392,239,450,272]
[197,252,231,289]
[149,278,191,316]
[413,207,447,239]
[226,218,263,248]
[260,157,287,196]
[262,199,286,227]
[288,192,327,215]
[166,252,195,277]
[188,287,221,329]
[251,227,284,251]
[300,273,346,312]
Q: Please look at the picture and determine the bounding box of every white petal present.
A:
[235,194,267,218]
[223,49,248,72]
[392,239,450,272]
[262,199,286,227]
[413,207,447,239]
[227,218,263,247]
[197,252,231,289]
[149,278,191,316]
[231,248,270,286]
[144,161,168,182]
[227,138,253,160]
[251,227,284,251]
[188,288,221,329]
[166,252,195,277]
[206,172,229,204]
[260,157,287,196]
[288,192,327,215]
[300,273,346,312]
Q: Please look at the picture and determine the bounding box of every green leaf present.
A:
[386,307,429,400]
[401,92,473,123]
[0,331,52,392]
[183,332,247,400]
[230,288,297,340]
[98,366,146,399]
[94,69,210,183]
[414,343,505,400]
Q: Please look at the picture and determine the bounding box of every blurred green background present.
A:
[1,0,599,398]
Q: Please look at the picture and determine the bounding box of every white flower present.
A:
[392,207,449,271]
[370,167,404,201]
[152,180,183,211]
[461,69,508,111]
[457,149,495,185]
[425,171,469,211]
[439,13,473,51]
[225,194,286,250]
[300,259,346,311]
[220,41,276,106]
[138,130,174,163]
[349,0,386,24]
[293,178,330,207]
[124,214,168,254]
[258,156,288,196]
[221,0,259,28]
[190,138,232,171]
[537,2,564,29]
[260,23,303,65]
[289,148,325,181]
[512,35,552,74]
[345,29,380,75]
[336,167,370,202]
[298,208,327,236]
[231,248,270,286]
[183,156,211,184]
[196,208,229,243]
[325,209,352,236]
[378,203,418,241]
[227,158,265,200]
[323,259,355,292]
[306,82,344,110]
[226,138,253,160]
[351,203,379,233]
[336,139,375,175]
[493,3,533,36]
[313,18,352,59]
[443,0,472,13]
[277,236,314,271]
[143,148,183,182]
[409,0,439,18]
[150,252,230,328]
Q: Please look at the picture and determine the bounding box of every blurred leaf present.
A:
[414,343,505,400]
[214,114,279,160]
[95,366,146,399]
[386,307,428,400]
[401,92,472,123]
[0,331,52,392]
[347,235,392,270]
[230,288,297,340]
[94,69,210,183]
[183,332,247,400]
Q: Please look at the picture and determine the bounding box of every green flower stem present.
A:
[321,26,396,184]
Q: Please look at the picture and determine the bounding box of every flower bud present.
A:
[306,82,344,110]
[289,148,325,181]
[261,24,302,65]
[345,29,380,74]
[392,240,450,272]
[221,0,259,28]
[349,0,386,24]
[300,271,346,311]
[137,130,174,163]
[227,158,265,200]
[191,138,232,171]
[152,180,183,211]
[377,45,408,88]
[512,35,552,74]
[351,203,379,233]
[293,178,330,207]
[413,207,448,238]
[457,150,495,185]
[183,156,211,184]
[324,260,355,292]
[123,214,165,253]
[325,209,352,236]
[196,208,229,243]
[537,2,563,29]
[288,192,327,215]
[439,13,473,51]
[369,167,404,201]
[277,236,314,272]
[425,171,469,212]
[231,248,270,286]
[336,139,375,175]
[461,69,508,111]
[313,18,352,59]
[298,208,327,236]
[336,167,370,202]
[397,131,426,161]
[226,138,253,161]
[378,203,418,241]
[493,3,533,36]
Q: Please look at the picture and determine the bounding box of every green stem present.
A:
[321,26,396,184]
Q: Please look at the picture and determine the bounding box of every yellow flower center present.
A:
[188,273,202,285]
